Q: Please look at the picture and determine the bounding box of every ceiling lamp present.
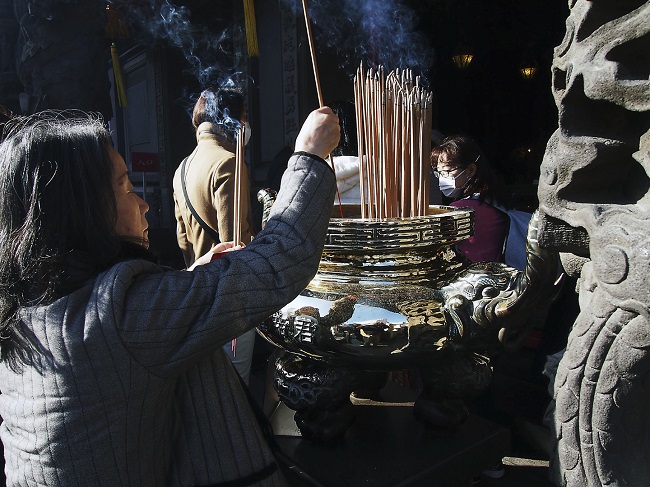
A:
[519,57,538,80]
[452,52,474,70]
[520,66,537,80]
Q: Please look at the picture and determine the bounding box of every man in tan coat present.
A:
[173,87,256,384]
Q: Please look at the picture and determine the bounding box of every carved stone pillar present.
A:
[537,1,650,485]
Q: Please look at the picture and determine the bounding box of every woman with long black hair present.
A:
[0,107,339,486]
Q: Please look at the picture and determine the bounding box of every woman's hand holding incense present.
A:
[188,242,244,270]
[295,107,340,160]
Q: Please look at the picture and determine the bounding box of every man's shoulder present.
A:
[193,145,235,172]
[197,140,235,158]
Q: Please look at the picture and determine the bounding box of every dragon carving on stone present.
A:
[537,1,650,485]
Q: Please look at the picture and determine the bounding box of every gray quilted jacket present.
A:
[0,153,335,486]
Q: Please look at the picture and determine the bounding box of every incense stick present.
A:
[301,0,323,106]
[300,0,344,218]
[355,63,367,218]
[233,124,245,246]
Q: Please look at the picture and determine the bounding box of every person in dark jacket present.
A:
[0,107,339,486]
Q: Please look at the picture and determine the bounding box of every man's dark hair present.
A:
[192,87,246,131]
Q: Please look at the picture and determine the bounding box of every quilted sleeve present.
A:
[107,153,335,377]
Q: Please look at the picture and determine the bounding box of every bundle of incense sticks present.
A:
[231,126,244,360]
[233,124,245,245]
[354,64,433,219]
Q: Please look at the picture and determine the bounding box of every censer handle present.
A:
[493,209,563,351]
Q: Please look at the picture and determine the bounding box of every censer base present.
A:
[273,351,493,442]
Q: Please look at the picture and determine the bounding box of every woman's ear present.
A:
[466,163,477,179]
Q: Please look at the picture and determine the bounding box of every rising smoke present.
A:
[109,0,434,121]
[110,0,242,88]
[109,0,247,125]
[113,0,434,86]
[283,0,435,83]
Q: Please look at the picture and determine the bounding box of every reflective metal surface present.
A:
[257,192,561,439]
[259,204,483,368]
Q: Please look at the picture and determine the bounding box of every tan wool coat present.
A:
[173,122,254,267]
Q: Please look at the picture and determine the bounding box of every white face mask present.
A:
[437,167,468,199]
[243,121,251,146]
[439,176,464,198]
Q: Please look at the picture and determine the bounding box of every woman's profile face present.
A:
[110,147,150,246]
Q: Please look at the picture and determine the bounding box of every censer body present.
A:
[256,189,558,441]
[258,204,477,369]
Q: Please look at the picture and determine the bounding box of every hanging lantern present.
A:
[452,52,474,70]
[519,56,538,80]
[451,41,474,70]
[519,66,537,80]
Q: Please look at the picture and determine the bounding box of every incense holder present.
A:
[260,204,479,366]
[257,192,560,441]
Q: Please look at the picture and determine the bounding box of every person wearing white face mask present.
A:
[431,135,511,263]
[172,86,257,384]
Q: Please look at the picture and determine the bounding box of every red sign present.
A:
[131,152,160,173]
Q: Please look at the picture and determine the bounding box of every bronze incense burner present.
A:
[258,192,560,441]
